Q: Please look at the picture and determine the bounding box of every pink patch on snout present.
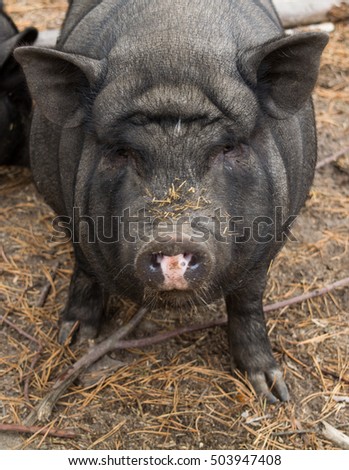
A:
[157,253,192,290]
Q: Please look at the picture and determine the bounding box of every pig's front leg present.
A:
[225,283,289,403]
[58,264,105,344]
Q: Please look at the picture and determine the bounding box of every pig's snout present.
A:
[136,241,213,291]
[150,253,199,290]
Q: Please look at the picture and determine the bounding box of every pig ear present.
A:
[240,32,328,119]
[14,46,106,127]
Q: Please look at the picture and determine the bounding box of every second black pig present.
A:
[0,1,37,165]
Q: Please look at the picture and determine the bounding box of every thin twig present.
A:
[320,367,349,384]
[25,276,349,424]
[0,315,41,346]
[0,315,44,403]
[36,262,59,308]
[24,306,148,425]
[99,318,223,351]
[23,348,43,403]
[0,244,10,264]
[272,429,316,437]
[0,423,76,439]
[278,341,349,384]
[1,260,63,404]
[263,277,349,313]
[90,275,349,350]
[316,146,349,170]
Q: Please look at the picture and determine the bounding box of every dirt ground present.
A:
[1,0,348,451]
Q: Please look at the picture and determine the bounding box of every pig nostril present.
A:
[150,253,162,272]
[186,253,200,270]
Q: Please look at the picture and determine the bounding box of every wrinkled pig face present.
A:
[86,84,262,306]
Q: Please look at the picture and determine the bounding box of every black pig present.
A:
[15,0,328,402]
[0,1,37,165]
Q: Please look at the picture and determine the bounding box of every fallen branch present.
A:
[24,306,148,425]
[85,276,349,351]
[0,423,76,439]
[319,421,349,449]
[25,276,349,424]
[316,146,349,170]
[263,277,349,313]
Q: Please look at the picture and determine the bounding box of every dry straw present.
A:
[1,1,349,450]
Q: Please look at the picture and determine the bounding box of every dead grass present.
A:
[5,0,67,30]
[0,1,348,450]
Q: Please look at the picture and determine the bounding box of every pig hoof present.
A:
[249,368,290,403]
[58,320,77,345]
[58,321,98,345]
[78,323,99,342]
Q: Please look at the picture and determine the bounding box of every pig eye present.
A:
[112,147,139,165]
[223,145,234,154]
[115,148,131,159]
[223,144,241,159]
[222,144,249,169]
[100,143,132,160]
[100,145,134,171]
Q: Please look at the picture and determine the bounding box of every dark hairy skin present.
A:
[58,264,105,344]
[226,270,289,403]
[15,0,328,402]
[0,2,37,165]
